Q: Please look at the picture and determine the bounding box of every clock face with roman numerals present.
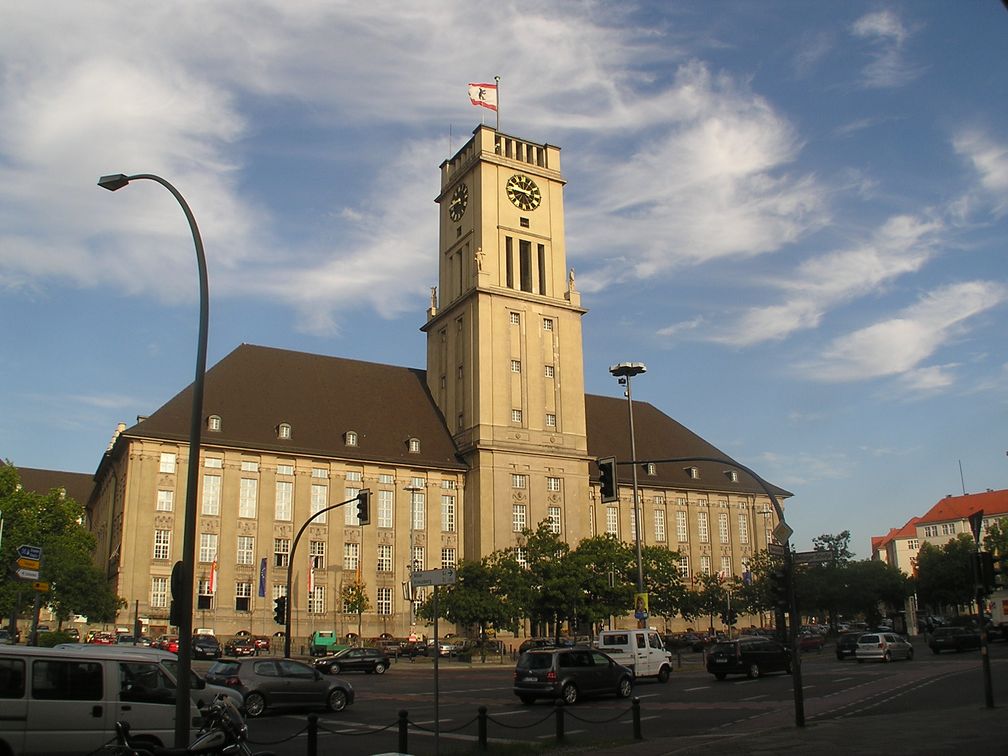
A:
[506,174,541,211]
[449,183,468,221]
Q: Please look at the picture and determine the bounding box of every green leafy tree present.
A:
[567,535,635,631]
[639,544,686,628]
[982,517,1008,559]
[339,578,370,638]
[916,535,976,614]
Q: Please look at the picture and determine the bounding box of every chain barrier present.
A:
[405,713,480,733]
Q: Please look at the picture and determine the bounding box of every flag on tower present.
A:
[468,82,498,112]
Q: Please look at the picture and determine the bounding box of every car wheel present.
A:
[519,695,535,705]
[784,659,793,675]
[244,692,266,718]
[617,676,633,698]
[327,688,348,712]
[561,682,578,705]
[883,651,892,662]
[330,663,341,674]
[714,672,727,681]
[906,648,914,661]
[746,663,761,679]
[657,665,670,683]
[374,662,387,675]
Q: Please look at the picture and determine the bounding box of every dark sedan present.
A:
[225,636,258,657]
[513,647,633,705]
[929,626,981,654]
[706,637,791,680]
[315,647,391,675]
[206,657,354,717]
[191,633,223,659]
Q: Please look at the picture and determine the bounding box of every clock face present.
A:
[448,183,468,222]
[506,174,541,211]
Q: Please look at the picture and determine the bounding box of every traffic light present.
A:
[273,595,287,625]
[993,553,1008,591]
[356,489,371,525]
[768,566,790,610]
[598,457,618,503]
[977,551,995,594]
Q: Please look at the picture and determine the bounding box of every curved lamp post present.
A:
[98,173,209,748]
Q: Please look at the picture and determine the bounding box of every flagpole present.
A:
[495,75,500,132]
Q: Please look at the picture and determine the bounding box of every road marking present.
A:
[538,730,584,738]
[741,694,767,701]
[634,692,661,699]
[684,686,709,691]
[834,677,853,682]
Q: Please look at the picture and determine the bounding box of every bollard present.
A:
[632,697,642,740]
[307,713,318,756]
[555,701,565,743]
[478,705,488,750]
[398,709,409,754]
[677,649,682,668]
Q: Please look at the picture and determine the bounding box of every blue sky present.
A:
[1,2,1006,558]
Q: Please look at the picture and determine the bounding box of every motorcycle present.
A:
[111,695,275,756]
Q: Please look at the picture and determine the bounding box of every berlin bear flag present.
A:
[468,82,498,111]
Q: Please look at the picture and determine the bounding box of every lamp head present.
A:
[97,174,131,191]
[609,362,647,379]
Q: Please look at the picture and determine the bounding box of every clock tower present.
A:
[423,125,591,559]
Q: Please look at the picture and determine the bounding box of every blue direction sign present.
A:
[18,545,42,561]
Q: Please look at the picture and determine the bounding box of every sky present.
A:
[1,1,1006,559]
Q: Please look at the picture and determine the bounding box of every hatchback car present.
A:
[706,637,791,680]
[928,627,981,654]
[856,632,914,662]
[191,633,223,660]
[513,647,633,705]
[225,636,258,657]
[315,647,391,675]
[206,657,354,717]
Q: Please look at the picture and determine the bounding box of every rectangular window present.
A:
[343,543,359,571]
[941,523,956,536]
[199,533,218,563]
[237,536,254,566]
[676,511,688,543]
[311,483,328,524]
[442,547,457,568]
[378,489,394,528]
[378,473,394,485]
[512,474,527,489]
[153,530,170,560]
[346,471,362,483]
[544,364,555,378]
[543,318,553,331]
[239,478,257,518]
[515,547,528,568]
[538,244,546,294]
[441,495,456,532]
[274,538,290,568]
[205,457,223,469]
[312,468,328,479]
[519,239,532,292]
[235,582,251,612]
[546,476,561,492]
[307,585,325,614]
[629,503,641,541]
[606,507,619,536]
[506,238,514,289]
[510,310,520,325]
[511,409,523,423]
[678,556,690,579]
[512,504,527,532]
[720,557,732,578]
[201,475,221,516]
[908,539,919,550]
[654,509,666,542]
[197,579,213,610]
[31,659,103,701]
[277,463,294,476]
[377,544,393,572]
[151,576,168,608]
[700,555,712,576]
[719,512,730,544]
[410,487,426,530]
[548,506,561,534]
[698,512,709,543]
[272,584,287,601]
[344,486,361,525]
[275,481,293,521]
[156,489,174,512]
[241,460,259,473]
[159,453,176,473]
[738,513,750,544]
[309,541,326,570]
[511,359,521,373]
[411,546,425,572]
[546,413,556,428]
[376,586,393,615]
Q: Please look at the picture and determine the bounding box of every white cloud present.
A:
[954,130,1008,215]
[798,281,1008,382]
[850,10,922,89]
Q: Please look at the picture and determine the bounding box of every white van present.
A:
[0,644,200,756]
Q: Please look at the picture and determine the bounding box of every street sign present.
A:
[968,510,984,546]
[17,557,40,571]
[32,582,49,592]
[772,522,793,545]
[18,545,42,561]
[16,568,40,581]
[767,543,787,556]
[794,550,832,565]
[410,567,457,588]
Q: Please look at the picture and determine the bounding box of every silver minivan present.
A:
[0,644,201,756]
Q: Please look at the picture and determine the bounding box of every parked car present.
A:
[64,628,80,642]
[89,632,116,645]
[835,631,861,660]
[856,632,914,662]
[0,629,13,645]
[706,637,791,680]
[513,647,633,705]
[191,633,223,660]
[798,632,825,652]
[153,635,179,653]
[225,636,258,657]
[205,657,354,717]
[309,630,349,657]
[928,626,981,654]
[252,635,271,654]
[315,647,391,675]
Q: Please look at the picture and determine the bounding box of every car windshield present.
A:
[208,661,241,676]
[860,634,880,643]
[710,642,737,654]
[518,653,553,670]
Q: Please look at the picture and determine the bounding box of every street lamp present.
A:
[98,173,209,748]
[404,484,424,633]
[609,361,646,627]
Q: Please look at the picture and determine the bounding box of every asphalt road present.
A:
[222,639,1008,755]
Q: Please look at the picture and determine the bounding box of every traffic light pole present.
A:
[284,490,370,658]
[614,454,805,727]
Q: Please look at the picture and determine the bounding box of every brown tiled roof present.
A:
[918,489,1008,524]
[9,465,94,506]
[119,344,466,471]
[584,395,791,499]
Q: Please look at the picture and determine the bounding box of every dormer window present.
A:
[686,466,700,480]
[725,470,739,483]
[345,430,358,447]
[277,423,292,440]
[207,415,222,432]
[407,437,421,454]
[645,463,657,476]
